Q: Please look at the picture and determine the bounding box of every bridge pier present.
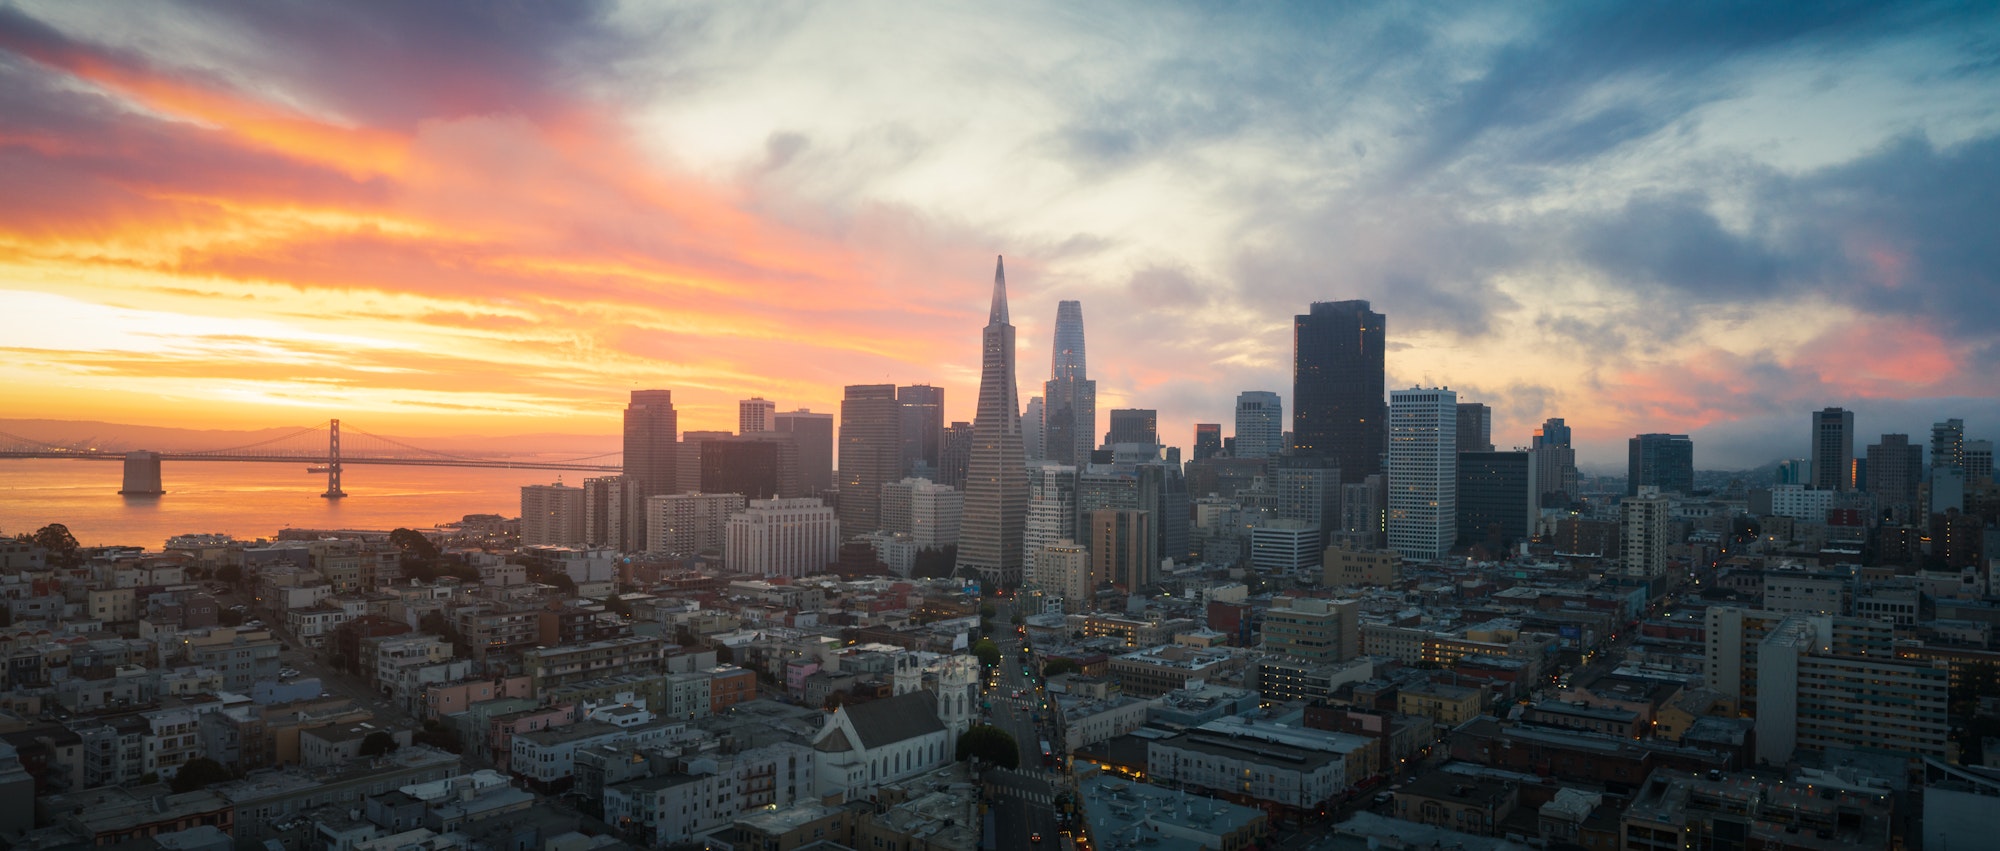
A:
[119,451,165,495]
[323,419,345,499]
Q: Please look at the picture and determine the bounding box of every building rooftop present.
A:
[1078,769,1264,851]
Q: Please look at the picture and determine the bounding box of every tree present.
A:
[359,731,399,757]
[218,608,244,627]
[601,595,632,618]
[971,638,1001,668]
[1042,658,1081,678]
[955,725,1020,769]
[415,719,463,754]
[389,528,441,562]
[32,523,81,568]
[979,602,998,620]
[170,757,232,793]
[1011,611,1026,625]
[215,564,243,586]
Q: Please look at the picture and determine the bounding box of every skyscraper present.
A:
[1090,509,1152,591]
[939,421,973,489]
[1387,387,1457,560]
[739,397,776,434]
[896,384,945,478]
[521,482,586,547]
[775,409,835,494]
[1294,300,1386,484]
[621,390,678,552]
[1192,424,1223,461]
[1456,403,1493,454]
[1531,416,1578,509]
[1810,407,1854,491]
[1043,300,1097,468]
[1456,451,1535,551]
[1024,464,1079,561]
[1628,433,1695,496]
[956,257,1029,588]
[1106,409,1158,447]
[1022,396,1046,461]
[1932,419,1965,474]
[1620,488,1671,578]
[838,384,902,535]
[1234,391,1284,459]
[1865,434,1924,523]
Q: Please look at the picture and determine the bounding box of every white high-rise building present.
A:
[1024,464,1078,560]
[879,477,963,549]
[1234,391,1284,459]
[647,492,747,555]
[1620,487,1671,579]
[1387,387,1457,560]
[521,482,586,547]
[725,498,839,577]
[739,397,777,434]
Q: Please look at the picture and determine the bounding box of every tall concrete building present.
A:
[1387,387,1457,560]
[1233,392,1284,460]
[838,384,902,536]
[896,384,945,479]
[1024,464,1079,561]
[1455,403,1493,454]
[1192,424,1223,461]
[1106,409,1158,448]
[1531,417,1578,509]
[725,498,839,578]
[1620,487,1671,579]
[1866,434,1924,522]
[521,482,586,547]
[938,421,973,489]
[701,435,800,499]
[1456,451,1535,550]
[646,492,746,555]
[581,475,626,550]
[739,397,776,434]
[1042,300,1097,468]
[621,390,678,552]
[1022,396,1046,462]
[1810,407,1854,491]
[774,409,835,494]
[1932,418,1964,474]
[1293,300,1385,484]
[1968,439,1994,485]
[1031,540,1092,613]
[1262,596,1360,662]
[1090,509,1153,592]
[677,430,731,494]
[1270,453,1341,551]
[956,257,1029,588]
[1627,433,1694,496]
[879,477,963,549]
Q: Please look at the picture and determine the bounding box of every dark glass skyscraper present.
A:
[1293,300,1385,484]
[1043,300,1096,468]
[897,384,945,478]
[838,384,902,534]
[1193,424,1223,460]
[622,389,678,551]
[1106,409,1158,447]
[1627,433,1694,496]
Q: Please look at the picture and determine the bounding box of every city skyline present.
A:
[3,4,1999,471]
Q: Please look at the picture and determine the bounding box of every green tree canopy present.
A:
[1042,658,1081,677]
[978,602,998,619]
[971,638,1001,668]
[359,731,399,757]
[170,757,232,793]
[214,564,243,586]
[955,725,1020,769]
[390,528,441,562]
[31,523,81,567]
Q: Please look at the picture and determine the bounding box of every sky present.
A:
[2,1,1998,472]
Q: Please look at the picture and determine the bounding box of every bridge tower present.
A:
[118,450,165,496]
[323,419,346,499]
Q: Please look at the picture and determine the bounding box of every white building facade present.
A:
[725,498,839,578]
[1387,387,1458,560]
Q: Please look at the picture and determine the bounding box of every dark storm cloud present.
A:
[1575,191,1782,300]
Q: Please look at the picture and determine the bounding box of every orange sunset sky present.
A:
[4,2,1998,470]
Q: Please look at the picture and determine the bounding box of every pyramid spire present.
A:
[989,255,1009,325]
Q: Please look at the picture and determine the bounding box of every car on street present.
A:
[1029,833,1042,843]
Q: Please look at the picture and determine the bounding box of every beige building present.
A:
[1322,545,1399,587]
[1261,596,1361,662]
[1031,540,1092,613]
[1397,682,1484,726]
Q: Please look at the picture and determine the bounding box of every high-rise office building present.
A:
[1620,487,1671,578]
[1234,392,1284,459]
[739,397,776,434]
[1387,387,1457,560]
[701,435,800,500]
[1090,508,1153,591]
[1932,419,1965,473]
[938,421,973,489]
[621,390,678,552]
[1022,396,1046,462]
[838,384,902,536]
[896,384,945,478]
[1042,300,1097,468]
[1294,300,1385,484]
[1810,407,1854,491]
[1270,453,1341,552]
[677,430,731,494]
[1106,409,1158,448]
[521,482,586,547]
[1456,403,1493,454]
[1457,451,1535,550]
[1866,434,1924,522]
[956,257,1029,588]
[581,476,626,549]
[774,409,835,494]
[724,498,839,578]
[1968,440,1994,486]
[1024,464,1079,561]
[879,477,963,549]
[1531,417,1578,509]
[1192,424,1223,461]
[1628,433,1694,496]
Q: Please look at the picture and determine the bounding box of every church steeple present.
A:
[988,255,1009,325]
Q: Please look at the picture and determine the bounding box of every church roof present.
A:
[814,726,853,753]
[845,691,945,750]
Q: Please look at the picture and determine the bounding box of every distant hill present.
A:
[0,419,620,457]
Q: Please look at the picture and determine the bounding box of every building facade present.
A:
[1387,387,1457,560]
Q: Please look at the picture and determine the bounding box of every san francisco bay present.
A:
[0,458,571,546]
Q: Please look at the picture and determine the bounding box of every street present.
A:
[986,599,1062,848]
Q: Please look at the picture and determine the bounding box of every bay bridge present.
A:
[0,420,622,497]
